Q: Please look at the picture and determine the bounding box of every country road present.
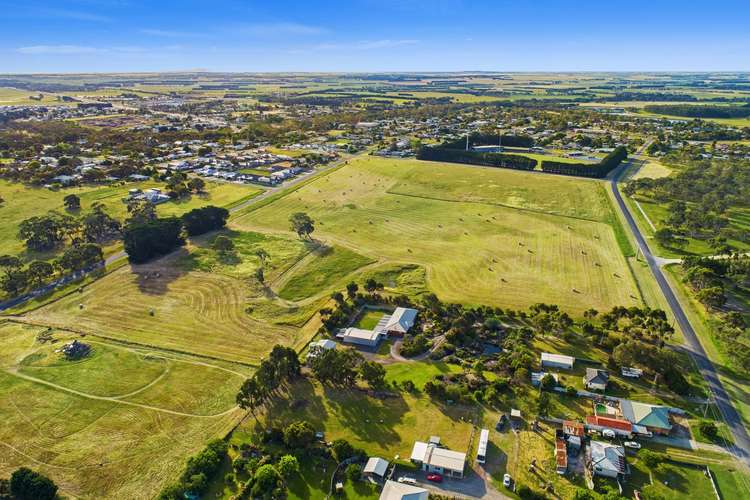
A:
[611,157,750,466]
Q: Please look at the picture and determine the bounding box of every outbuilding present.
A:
[541,352,575,370]
[363,457,389,479]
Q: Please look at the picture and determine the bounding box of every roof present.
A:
[586,415,633,433]
[620,400,672,430]
[590,441,627,474]
[311,339,337,350]
[379,480,429,500]
[563,421,585,437]
[364,457,389,477]
[381,307,418,333]
[555,438,567,469]
[585,368,610,385]
[541,352,575,366]
[510,409,522,418]
[341,327,382,342]
[410,442,466,473]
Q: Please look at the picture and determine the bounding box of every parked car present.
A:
[602,429,616,439]
[398,476,417,485]
[503,473,512,488]
[426,473,443,483]
[624,441,641,450]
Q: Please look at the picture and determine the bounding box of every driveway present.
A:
[395,466,511,500]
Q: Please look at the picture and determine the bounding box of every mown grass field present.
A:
[232,157,641,314]
[0,321,246,499]
[0,179,261,257]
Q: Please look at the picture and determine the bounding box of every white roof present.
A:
[590,441,626,474]
[410,442,465,473]
[342,328,382,342]
[311,339,337,350]
[541,352,575,365]
[381,307,418,333]
[379,480,428,500]
[364,457,389,477]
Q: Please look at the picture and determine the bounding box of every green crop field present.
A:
[232,157,641,314]
[0,321,246,499]
[0,180,261,257]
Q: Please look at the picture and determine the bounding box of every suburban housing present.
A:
[410,440,466,478]
[588,441,628,478]
[583,368,610,391]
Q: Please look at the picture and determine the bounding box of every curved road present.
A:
[611,159,750,466]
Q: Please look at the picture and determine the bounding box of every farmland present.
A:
[0,321,245,499]
[233,156,641,314]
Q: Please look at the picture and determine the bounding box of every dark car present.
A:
[496,414,508,430]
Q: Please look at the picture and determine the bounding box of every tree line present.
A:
[644,103,750,119]
[540,146,628,178]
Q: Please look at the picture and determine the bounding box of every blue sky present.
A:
[2,0,749,73]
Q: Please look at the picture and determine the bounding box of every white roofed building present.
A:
[337,327,384,348]
[410,441,466,478]
[379,480,428,500]
[363,457,389,479]
[380,307,418,337]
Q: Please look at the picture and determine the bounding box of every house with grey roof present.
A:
[584,368,609,391]
[589,441,628,478]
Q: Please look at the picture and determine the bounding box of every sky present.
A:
[1,0,749,73]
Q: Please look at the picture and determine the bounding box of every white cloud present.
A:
[17,45,103,55]
[308,39,419,51]
[140,29,205,38]
[235,22,327,37]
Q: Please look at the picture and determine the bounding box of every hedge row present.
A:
[417,146,537,171]
[540,146,628,178]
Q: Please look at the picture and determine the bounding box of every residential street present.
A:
[610,157,750,467]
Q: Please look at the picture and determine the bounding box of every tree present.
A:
[311,348,362,386]
[345,463,362,481]
[360,360,387,390]
[696,286,726,309]
[57,243,103,272]
[255,248,270,266]
[537,391,551,416]
[254,266,265,285]
[277,455,300,478]
[364,278,378,293]
[346,281,358,299]
[640,450,662,469]
[252,464,282,499]
[63,193,81,211]
[283,421,316,449]
[0,256,27,297]
[212,235,234,254]
[540,373,556,390]
[123,217,185,264]
[27,260,54,287]
[331,439,355,462]
[125,199,157,226]
[82,203,121,242]
[187,177,206,193]
[10,467,58,500]
[653,228,687,249]
[236,377,265,416]
[699,420,719,440]
[18,212,79,251]
[182,206,229,236]
[289,212,315,239]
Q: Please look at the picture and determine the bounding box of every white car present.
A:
[624,441,641,450]
[503,473,512,488]
[398,476,417,485]
[602,429,616,439]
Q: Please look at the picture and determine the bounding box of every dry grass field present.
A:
[232,157,641,314]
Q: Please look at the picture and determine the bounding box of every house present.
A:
[379,480,428,500]
[336,327,384,348]
[410,441,466,478]
[541,352,575,370]
[363,457,389,479]
[306,339,336,362]
[589,441,627,478]
[619,401,673,435]
[380,307,418,336]
[584,368,609,391]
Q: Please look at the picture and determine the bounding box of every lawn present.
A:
[232,157,641,315]
[277,244,375,301]
[0,179,261,258]
[354,309,389,330]
[384,361,463,390]
[244,378,477,462]
[0,321,245,499]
